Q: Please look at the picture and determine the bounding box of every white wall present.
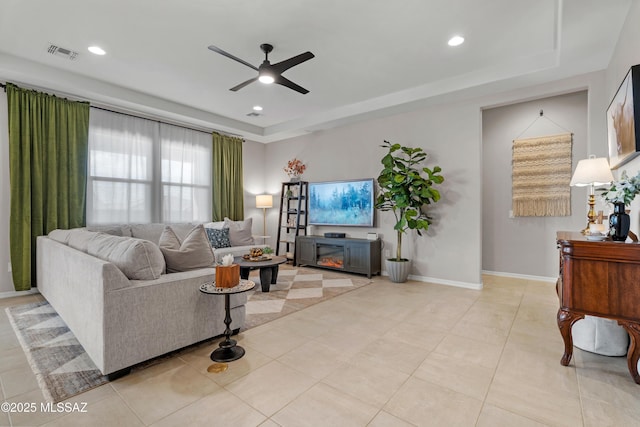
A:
[482,91,589,279]
[265,100,483,288]
[604,0,640,236]
[241,139,268,239]
[264,72,608,287]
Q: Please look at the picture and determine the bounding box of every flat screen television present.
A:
[308,178,375,227]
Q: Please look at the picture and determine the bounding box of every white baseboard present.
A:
[482,270,556,283]
[381,271,483,290]
[0,288,39,300]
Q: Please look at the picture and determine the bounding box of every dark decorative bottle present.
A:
[609,202,630,241]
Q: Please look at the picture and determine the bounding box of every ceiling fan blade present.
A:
[272,51,315,74]
[230,77,258,91]
[208,45,258,71]
[275,75,310,94]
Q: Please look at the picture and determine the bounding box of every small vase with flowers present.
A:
[600,170,640,241]
[283,158,306,181]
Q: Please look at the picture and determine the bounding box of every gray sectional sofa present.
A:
[36,222,265,378]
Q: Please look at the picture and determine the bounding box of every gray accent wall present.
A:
[264,100,483,288]
[263,72,608,287]
[241,139,268,237]
[605,0,640,239]
[482,91,589,279]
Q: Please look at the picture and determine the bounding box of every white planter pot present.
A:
[385,259,411,283]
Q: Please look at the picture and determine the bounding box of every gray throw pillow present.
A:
[159,224,215,273]
[224,217,255,246]
[206,227,231,249]
[87,233,165,280]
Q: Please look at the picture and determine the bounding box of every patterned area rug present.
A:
[243,266,372,330]
[5,265,372,403]
[5,301,108,403]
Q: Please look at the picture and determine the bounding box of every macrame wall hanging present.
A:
[512,111,573,217]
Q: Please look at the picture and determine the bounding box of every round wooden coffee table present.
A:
[234,256,288,292]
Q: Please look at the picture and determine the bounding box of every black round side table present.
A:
[199,279,255,362]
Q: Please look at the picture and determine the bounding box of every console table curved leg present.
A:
[619,320,640,384]
[557,308,584,366]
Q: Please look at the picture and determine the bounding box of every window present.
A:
[87,108,212,225]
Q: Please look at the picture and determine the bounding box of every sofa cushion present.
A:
[159,225,215,273]
[224,217,254,246]
[130,223,195,245]
[67,229,96,252]
[86,225,132,237]
[206,228,231,249]
[48,229,72,244]
[88,233,165,280]
[203,221,225,230]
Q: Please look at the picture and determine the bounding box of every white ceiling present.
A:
[0,0,632,142]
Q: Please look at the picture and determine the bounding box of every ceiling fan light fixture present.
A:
[258,74,275,84]
[208,43,313,94]
[448,35,465,47]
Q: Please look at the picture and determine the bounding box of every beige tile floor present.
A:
[1,274,639,426]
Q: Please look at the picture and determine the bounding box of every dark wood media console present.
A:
[295,235,382,278]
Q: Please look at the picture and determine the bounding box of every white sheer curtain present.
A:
[160,123,211,223]
[87,108,212,225]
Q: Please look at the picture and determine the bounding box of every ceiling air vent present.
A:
[47,44,78,60]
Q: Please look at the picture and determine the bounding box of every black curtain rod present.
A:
[90,105,244,141]
[0,81,244,140]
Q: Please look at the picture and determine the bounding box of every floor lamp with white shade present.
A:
[255,194,273,242]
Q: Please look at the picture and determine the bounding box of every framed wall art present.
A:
[607,64,640,169]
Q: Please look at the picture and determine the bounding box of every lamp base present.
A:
[581,192,597,235]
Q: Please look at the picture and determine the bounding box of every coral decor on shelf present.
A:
[283,158,306,179]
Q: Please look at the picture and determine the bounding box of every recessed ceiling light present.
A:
[88,46,106,55]
[253,105,263,111]
[447,36,465,47]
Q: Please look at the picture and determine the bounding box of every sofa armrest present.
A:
[36,236,130,372]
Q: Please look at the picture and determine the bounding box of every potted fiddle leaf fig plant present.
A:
[375,140,444,282]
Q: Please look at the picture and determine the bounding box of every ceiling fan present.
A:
[207,43,314,94]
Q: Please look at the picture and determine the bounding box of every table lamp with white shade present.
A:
[570,155,614,234]
[255,194,273,238]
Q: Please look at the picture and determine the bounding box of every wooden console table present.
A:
[556,231,640,384]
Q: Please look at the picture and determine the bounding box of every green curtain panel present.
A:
[211,132,244,221]
[7,83,89,291]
